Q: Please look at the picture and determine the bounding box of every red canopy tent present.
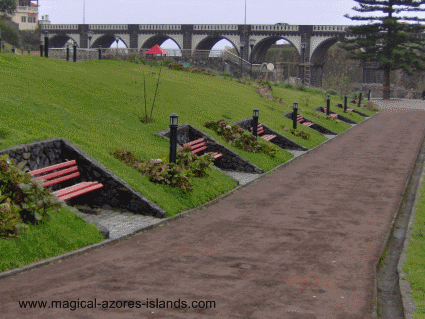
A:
[145,44,168,56]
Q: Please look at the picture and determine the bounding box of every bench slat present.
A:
[33,166,79,182]
[56,183,104,201]
[52,182,96,197]
[183,138,204,147]
[192,146,207,154]
[28,160,77,176]
[42,172,81,187]
[190,141,206,150]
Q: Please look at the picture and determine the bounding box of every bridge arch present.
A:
[48,34,78,48]
[195,35,239,54]
[251,36,298,64]
[92,34,129,48]
[141,35,181,50]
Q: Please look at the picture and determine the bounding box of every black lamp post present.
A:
[301,42,306,84]
[239,40,245,78]
[98,46,102,60]
[27,46,30,55]
[358,89,363,108]
[249,38,255,79]
[0,30,2,53]
[12,45,15,54]
[326,94,330,116]
[292,102,298,129]
[40,40,43,57]
[344,94,348,113]
[368,87,371,101]
[87,31,94,48]
[252,108,259,139]
[169,113,179,164]
[43,31,49,58]
[66,44,70,61]
[73,41,77,62]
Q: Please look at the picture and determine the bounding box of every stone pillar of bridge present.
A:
[310,64,325,87]
[79,24,89,48]
[239,25,250,61]
[128,24,139,49]
[298,26,313,85]
[181,25,193,62]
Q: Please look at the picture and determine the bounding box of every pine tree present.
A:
[0,0,17,16]
[343,0,425,99]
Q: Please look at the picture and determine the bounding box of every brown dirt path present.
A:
[1,103,425,319]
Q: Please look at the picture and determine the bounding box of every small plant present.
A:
[110,147,214,193]
[139,62,163,124]
[222,111,231,120]
[0,154,61,238]
[128,54,146,65]
[204,120,278,157]
[288,128,311,140]
[295,84,308,92]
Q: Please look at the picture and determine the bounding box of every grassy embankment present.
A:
[404,164,425,318]
[0,53,376,272]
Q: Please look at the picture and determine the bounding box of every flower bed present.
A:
[204,119,277,157]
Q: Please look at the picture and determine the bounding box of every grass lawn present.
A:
[0,205,104,272]
[404,164,425,318]
[0,53,379,272]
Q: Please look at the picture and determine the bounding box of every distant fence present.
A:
[46,48,225,62]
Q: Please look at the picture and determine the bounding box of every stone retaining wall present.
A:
[156,123,263,173]
[314,107,357,125]
[0,138,166,218]
[234,118,307,151]
[282,113,337,135]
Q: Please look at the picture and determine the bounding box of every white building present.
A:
[9,0,39,31]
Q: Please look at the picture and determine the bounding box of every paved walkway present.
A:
[1,100,425,319]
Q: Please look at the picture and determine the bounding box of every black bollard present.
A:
[368,88,371,101]
[98,46,102,60]
[40,42,43,57]
[44,34,49,58]
[326,94,330,116]
[344,95,348,113]
[252,108,259,140]
[169,114,178,164]
[292,102,298,129]
[66,45,70,62]
[358,90,362,108]
[73,42,77,62]
[12,45,15,53]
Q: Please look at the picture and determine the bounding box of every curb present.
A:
[0,108,380,280]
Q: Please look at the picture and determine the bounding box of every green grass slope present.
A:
[0,54,376,217]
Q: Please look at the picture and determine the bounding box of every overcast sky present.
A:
[37,0,425,49]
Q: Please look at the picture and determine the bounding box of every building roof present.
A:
[145,44,168,55]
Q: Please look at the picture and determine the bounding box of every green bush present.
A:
[282,127,311,140]
[295,84,308,92]
[110,147,214,193]
[0,20,19,47]
[204,119,278,157]
[0,154,61,238]
[128,54,146,65]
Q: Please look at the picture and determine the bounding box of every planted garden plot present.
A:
[282,112,337,135]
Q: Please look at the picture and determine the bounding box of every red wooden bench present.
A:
[297,114,313,127]
[250,124,276,141]
[183,138,223,159]
[28,160,103,201]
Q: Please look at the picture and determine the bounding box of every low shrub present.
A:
[128,54,146,65]
[282,127,311,140]
[110,147,214,193]
[0,154,61,238]
[204,119,278,157]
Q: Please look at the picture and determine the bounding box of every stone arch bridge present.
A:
[41,23,354,87]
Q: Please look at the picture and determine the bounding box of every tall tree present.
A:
[0,0,17,16]
[343,0,425,99]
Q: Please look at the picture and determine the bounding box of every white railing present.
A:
[17,6,37,12]
[313,25,348,32]
[252,24,299,31]
[194,24,238,31]
[41,24,78,30]
[89,24,128,30]
[139,24,181,30]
